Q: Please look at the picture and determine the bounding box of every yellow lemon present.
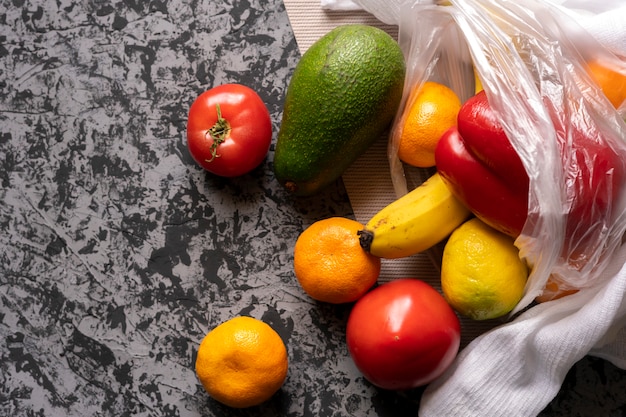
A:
[474,66,483,94]
[441,218,529,320]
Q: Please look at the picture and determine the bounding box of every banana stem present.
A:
[357,229,374,252]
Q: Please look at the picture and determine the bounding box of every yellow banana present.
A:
[358,172,471,259]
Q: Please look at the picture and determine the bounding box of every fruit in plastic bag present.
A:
[435,90,625,271]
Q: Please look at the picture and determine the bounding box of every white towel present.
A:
[320,0,363,10]
[420,246,626,416]
[580,7,626,54]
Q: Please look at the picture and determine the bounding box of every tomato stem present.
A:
[206,103,231,162]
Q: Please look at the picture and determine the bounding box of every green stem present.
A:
[206,103,231,162]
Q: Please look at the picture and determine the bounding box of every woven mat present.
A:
[283,0,502,342]
[283,0,439,282]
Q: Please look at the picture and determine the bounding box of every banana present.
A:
[358,172,471,259]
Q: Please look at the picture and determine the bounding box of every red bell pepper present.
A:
[435,90,624,264]
[435,91,529,237]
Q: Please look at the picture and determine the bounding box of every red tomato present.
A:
[346,279,461,390]
[186,84,272,177]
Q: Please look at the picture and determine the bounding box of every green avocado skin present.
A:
[274,24,406,196]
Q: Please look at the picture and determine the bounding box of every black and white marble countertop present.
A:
[1,1,624,416]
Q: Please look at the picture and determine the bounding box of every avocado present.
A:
[274,24,406,196]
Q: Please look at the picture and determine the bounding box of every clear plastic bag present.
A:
[385,0,626,313]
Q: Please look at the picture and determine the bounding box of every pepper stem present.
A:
[206,103,231,162]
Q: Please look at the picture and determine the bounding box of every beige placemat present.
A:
[283,0,398,53]
[283,0,439,283]
[283,0,502,343]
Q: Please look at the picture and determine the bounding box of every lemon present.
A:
[441,218,529,320]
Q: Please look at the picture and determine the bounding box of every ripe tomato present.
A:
[186,84,272,177]
[346,279,461,390]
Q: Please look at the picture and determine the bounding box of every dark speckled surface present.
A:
[0,0,624,416]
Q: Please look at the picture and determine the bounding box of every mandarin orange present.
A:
[294,217,380,304]
[396,81,462,168]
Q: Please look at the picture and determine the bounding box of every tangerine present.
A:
[294,217,380,304]
[195,316,288,408]
[586,59,626,109]
[396,81,462,168]
[535,276,579,303]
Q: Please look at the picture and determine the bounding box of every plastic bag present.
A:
[383,0,626,313]
[345,1,626,413]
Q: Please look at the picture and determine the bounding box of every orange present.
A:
[195,316,288,408]
[441,218,529,320]
[586,59,626,109]
[396,81,462,168]
[293,217,380,304]
[535,275,579,303]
